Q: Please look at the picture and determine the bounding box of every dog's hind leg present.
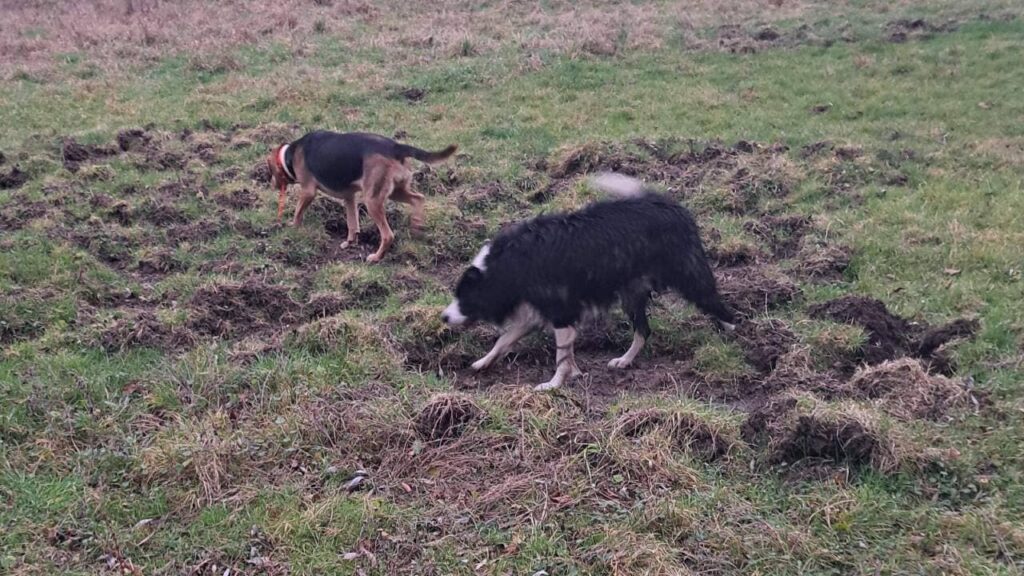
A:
[341,194,360,249]
[535,326,581,392]
[667,261,736,331]
[364,169,395,263]
[391,176,426,236]
[609,288,651,369]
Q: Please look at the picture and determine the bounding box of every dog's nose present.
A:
[441,313,450,324]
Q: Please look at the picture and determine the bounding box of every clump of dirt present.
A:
[0,199,48,230]
[793,241,853,281]
[61,138,118,172]
[456,181,526,212]
[136,248,182,276]
[735,319,797,372]
[758,349,845,397]
[117,128,152,152]
[610,408,739,461]
[217,187,260,210]
[741,392,910,473]
[917,318,980,358]
[744,214,811,259]
[716,265,798,316]
[709,239,762,268]
[138,200,188,225]
[250,161,272,184]
[414,393,483,442]
[808,295,915,365]
[69,227,138,266]
[137,149,187,171]
[886,18,957,43]
[304,291,352,320]
[99,309,195,352]
[188,279,301,337]
[0,166,29,189]
[847,358,974,421]
[395,86,427,103]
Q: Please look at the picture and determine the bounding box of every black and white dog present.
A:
[441,173,736,391]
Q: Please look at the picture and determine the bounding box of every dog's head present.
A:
[442,241,494,327]
[267,144,292,222]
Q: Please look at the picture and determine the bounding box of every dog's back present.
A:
[486,190,733,325]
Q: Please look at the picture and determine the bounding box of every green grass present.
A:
[2,3,1024,575]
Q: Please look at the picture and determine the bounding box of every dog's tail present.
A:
[589,172,647,198]
[398,143,458,164]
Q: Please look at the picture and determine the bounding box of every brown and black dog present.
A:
[267,130,457,263]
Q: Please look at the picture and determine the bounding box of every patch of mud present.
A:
[716,265,798,316]
[708,240,763,268]
[116,129,152,152]
[137,199,188,226]
[68,227,138,267]
[0,166,29,189]
[98,309,195,352]
[712,23,829,54]
[188,279,302,337]
[735,319,797,372]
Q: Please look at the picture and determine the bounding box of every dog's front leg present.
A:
[341,195,360,249]
[472,320,533,371]
[535,326,581,391]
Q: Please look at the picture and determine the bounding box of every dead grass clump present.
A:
[414,392,484,442]
[383,305,479,370]
[847,358,972,420]
[759,349,845,397]
[585,528,692,576]
[549,141,634,179]
[716,265,798,316]
[136,247,182,275]
[741,392,921,474]
[708,237,762,268]
[611,407,740,461]
[188,279,301,337]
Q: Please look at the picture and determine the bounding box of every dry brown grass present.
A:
[1,0,922,80]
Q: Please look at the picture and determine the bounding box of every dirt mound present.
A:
[117,128,152,152]
[794,241,852,281]
[99,310,195,352]
[610,408,738,461]
[808,296,915,364]
[741,393,907,473]
[414,393,484,442]
[735,319,797,372]
[717,265,798,316]
[886,18,957,43]
[138,200,188,225]
[188,279,301,337]
[61,138,117,171]
[0,166,29,189]
[847,358,973,420]
[217,187,260,210]
[758,350,845,397]
[136,248,182,276]
[808,296,979,371]
[744,214,811,259]
[0,199,48,230]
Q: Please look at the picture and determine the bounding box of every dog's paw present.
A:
[340,240,354,249]
[534,380,560,392]
[366,254,382,263]
[471,358,490,371]
[607,357,633,369]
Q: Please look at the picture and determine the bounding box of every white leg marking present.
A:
[608,332,646,369]
[442,299,468,326]
[535,326,578,391]
[471,305,536,371]
[721,321,736,332]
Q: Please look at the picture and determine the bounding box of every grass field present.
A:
[2,1,1024,574]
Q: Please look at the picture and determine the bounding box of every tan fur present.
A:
[289,150,427,264]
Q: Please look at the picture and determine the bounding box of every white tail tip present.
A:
[590,172,645,198]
